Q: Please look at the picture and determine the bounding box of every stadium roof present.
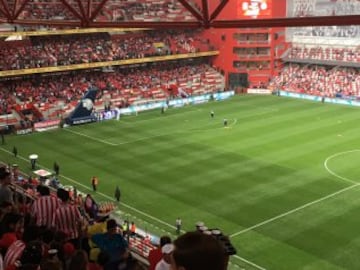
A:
[0,0,359,29]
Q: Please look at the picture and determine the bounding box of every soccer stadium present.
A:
[0,0,359,269]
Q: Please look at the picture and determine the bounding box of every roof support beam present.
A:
[0,7,6,18]
[201,0,209,27]
[177,0,204,23]
[89,0,108,21]
[75,0,88,26]
[0,0,12,20]
[209,0,228,22]
[13,0,18,18]
[211,15,360,28]
[88,21,202,29]
[59,0,83,21]
[87,0,92,19]
[13,0,30,20]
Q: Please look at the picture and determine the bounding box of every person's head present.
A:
[1,212,24,234]
[106,219,119,234]
[68,250,88,270]
[0,167,11,185]
[40,228,55,245]
[38,185,50,196]
[0,201,13,214]
[159,235,172,247]
[22,225,40,243]
[19,241,43,270]
[57,188,69,203]
[171,232,226,270]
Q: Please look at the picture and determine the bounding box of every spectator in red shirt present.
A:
[53,189,84,247]
[4,225,40,270]
[31,185,60,228]
[148,235,172,270]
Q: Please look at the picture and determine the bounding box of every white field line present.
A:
[116,133,174,145]
[233,255,267,270]
[230,182,360,238]
[0,147,173,230]
[101,118,238,145]
[0,146,265,270]
[230,150,360,238]
[324,149,360,185]
[63,128,118,146]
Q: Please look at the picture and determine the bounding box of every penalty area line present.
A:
[230,182,360,238]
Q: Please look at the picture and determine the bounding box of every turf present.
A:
[1,94,360,270]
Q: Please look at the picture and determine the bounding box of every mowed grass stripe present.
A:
[2,95,360,270]
[233,187,360,270]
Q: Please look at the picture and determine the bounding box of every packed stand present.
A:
[287,45,360,63]
[289,0,360,38]
[17,0,78,21]
[0,161,235,270]
[290,0,360,17]
[0,61,224,115]
[0,31,214,71]
[269,63,360,99]
[85,0,192,22]
[0,165,154,270]
[291,0,315,17]
[15,0,192,22]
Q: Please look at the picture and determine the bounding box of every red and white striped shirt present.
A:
[4,240,25,269]
[53,203,82,240]
[31,195,60,228]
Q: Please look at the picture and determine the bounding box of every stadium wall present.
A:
[201,0,287,87]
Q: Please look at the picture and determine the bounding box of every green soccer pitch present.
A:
[2,94,360,270]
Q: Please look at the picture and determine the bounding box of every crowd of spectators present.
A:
[17,0,77,21]
[15,0,191,22]
[0,161,232,270]
[332,0,360,16]
[291,0,360,17]
[0,30,213,71]
[0,165,148,270]
[291,25,360,38]
[269,63,360,99]
[287,45,360,63]
[0,61,224,115]
[96,0,193,22]
[291,0,315,17]
[289,0,360,38]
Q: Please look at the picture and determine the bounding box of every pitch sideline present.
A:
[0,147,266,270]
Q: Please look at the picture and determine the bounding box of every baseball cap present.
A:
[161,243,174,254]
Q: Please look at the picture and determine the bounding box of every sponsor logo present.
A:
[34,120,60,129]
[82,98,93,111]
[16,128,32,135]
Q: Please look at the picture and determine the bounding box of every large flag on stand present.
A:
[65,87,98,125]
